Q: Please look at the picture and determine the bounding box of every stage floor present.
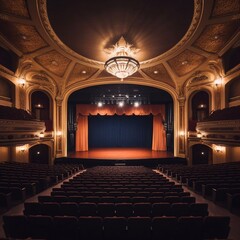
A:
[67,148,174,160]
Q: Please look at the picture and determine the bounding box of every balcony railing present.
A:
[196,119,240,145]
[0,119,46,145]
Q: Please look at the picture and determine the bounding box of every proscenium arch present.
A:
[61,80,179,157]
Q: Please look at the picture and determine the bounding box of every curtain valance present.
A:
[76,104,165,119]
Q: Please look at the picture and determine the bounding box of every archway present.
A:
[67,84,174,153]
[29,144,50,164]
[188,91,210,132]
[30,91,53,131]
[191,144,212,165]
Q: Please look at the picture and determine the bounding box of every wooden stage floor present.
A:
[67,148,174,160]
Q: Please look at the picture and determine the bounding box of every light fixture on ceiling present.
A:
[104,36,140,81]
[93,91,149,106]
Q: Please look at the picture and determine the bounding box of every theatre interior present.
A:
[0,0,240,239]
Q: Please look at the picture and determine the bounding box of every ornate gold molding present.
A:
[37,0,202,68]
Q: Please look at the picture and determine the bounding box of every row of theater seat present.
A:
[24,201,209,217]
[2,166,231,239]
[0,162,83,210]
[37,194,195,204]
[51,188,188,195]
[158,161,240,215]
[3,215,230,240]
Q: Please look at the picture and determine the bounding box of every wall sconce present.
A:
[197,132,202,138]
[39,132,44,138]
[214,78,222,87]
[18,145,27,153]
[18,78,26,88]
[56,131,62,136]
[179,131,185,137]
[214,145,225,153]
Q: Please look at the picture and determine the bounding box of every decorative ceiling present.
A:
[47,0,194,62]
[0,0,239,99]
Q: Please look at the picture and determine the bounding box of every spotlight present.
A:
[134,102,140,107]
[97,102,103,107]
[118,101,124,107]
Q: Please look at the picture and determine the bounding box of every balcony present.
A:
[196,106,240,145]
[0,119,46,145]
[0,105,46,145]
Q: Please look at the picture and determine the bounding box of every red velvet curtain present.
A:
[152,115,167,151]
[75,104,166,152]
[76,115,88,151]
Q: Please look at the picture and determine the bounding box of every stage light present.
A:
[134,102,140,107]
[97,102,103,107]
[118,101,124,107]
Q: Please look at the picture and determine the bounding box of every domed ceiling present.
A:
[47,0,194,62]
[0,0,239,97]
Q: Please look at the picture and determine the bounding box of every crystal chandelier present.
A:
[104,36,140,81]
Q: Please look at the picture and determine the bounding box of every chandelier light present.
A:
[104,36,140,81]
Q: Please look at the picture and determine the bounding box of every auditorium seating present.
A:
[158,161,240,215]
[2,214,231,240]
[2,165,231,239]
[0,162,83,211]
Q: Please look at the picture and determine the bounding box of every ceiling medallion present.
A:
[104,36,140,81]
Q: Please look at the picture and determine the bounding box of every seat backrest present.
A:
[133,203,151,217]
[164,196,180,203]
[189,203,209,216]
[180,196,196,203]
[171,203,190,217]
[178,216,203,240]
[78,202,97,216]
[60,202,79,216]
[152,216,178,240]
[152,203,171,217]
[127,217,151,240]
[203,216,230,239]
[103,217,127,240]
[115,203,133,217]
[3,215,29,239]
[41,202,61,216]
[78,216,103,240]
[53,216,79,240]
[23,202,42,215]
[148,196,164,203]
[97,203,115,217]
[132,196,147,203]
[28,215,54,239]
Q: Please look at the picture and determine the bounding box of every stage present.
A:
[68,148,174,160]
[61,148,185,167]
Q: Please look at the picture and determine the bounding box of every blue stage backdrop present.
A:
[88,115,153,148]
